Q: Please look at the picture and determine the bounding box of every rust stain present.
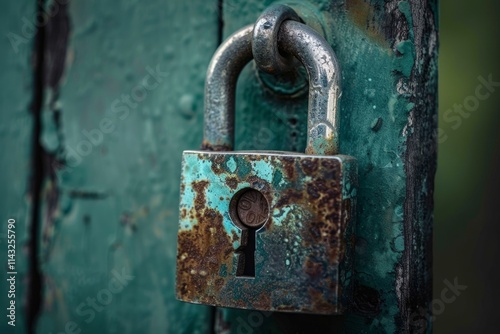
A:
[231,230,239,243]
[210,155,226,175]
[177,178,234,303]
[275,188,304,208]
[192,180,209,212]
[265,157,344,311]
[299,159,342,265]
[281,156,297,181]
[272,158,343,269]
[304,258,323,280]
[180,208,188,220]
[177,153,353,313]
[254,287,272,309]
[305,165,342,263]
[201,141,232,152]
[225,176,238,190]
[299,158,319,175]
[308,287,337,313]
[346,0,390,47]
[176,209,233,303]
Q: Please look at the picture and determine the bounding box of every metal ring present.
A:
[252,4,301,74]
[203,20,340,155]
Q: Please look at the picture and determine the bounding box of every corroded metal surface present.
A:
[176,151,357,314]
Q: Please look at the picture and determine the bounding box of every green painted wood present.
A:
[0,0,435,332]
[217,0,437,333]
[0,1,36,333]
[34,1,221,333]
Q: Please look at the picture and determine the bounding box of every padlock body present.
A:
[176,150,357,314]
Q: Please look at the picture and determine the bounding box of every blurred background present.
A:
[435,0,500,332]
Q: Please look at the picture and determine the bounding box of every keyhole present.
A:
[238,227,258,277]
[230,188,269,277]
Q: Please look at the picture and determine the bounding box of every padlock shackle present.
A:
[203,20,341,155]
[203,25,254,152]
[280,20,341,155]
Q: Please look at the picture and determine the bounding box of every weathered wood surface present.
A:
[0,1,36,333]
[34,0,220,333]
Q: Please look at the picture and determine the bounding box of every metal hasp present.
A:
[176,5,357,314]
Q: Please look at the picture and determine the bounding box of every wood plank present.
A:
[35,1,221,333]
[0,1,37,333]
[218,0,437,332]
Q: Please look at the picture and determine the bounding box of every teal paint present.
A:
[235,156,252,178]
[272,169,283,188]
[226,157,237,173]
[396,40,416,78]
[35,0,221,333]
[0,1,35,333]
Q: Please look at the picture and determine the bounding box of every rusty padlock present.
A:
[176,7,357,315]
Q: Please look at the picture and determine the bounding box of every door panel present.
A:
[0,1,35,333]
[34,1,220,333]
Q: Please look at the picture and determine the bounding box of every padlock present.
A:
[176,8,357,315]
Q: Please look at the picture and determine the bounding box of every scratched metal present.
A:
[176,150,357,314]
[203,20,341,156]
[252,4,302,75]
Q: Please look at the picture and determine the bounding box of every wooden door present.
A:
[1,0,437,333]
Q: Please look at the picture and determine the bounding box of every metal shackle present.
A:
[202,5,341,156]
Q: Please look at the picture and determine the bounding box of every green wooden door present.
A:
[1,0,437,333]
